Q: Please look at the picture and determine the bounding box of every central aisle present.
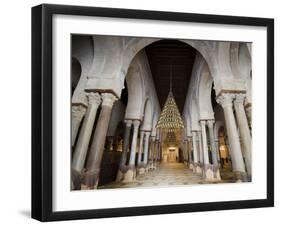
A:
[99,163,227,189]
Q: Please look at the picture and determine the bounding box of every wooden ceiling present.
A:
[145,40,196,112]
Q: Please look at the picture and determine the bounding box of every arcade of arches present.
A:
[71,35,252,190]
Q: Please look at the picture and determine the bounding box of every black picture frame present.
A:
[31,4,274,222]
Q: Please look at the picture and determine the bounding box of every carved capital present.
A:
[72,104,86,119]
[101,93,117,108]
[216,93,235,108]
[206,119,215,129]
[200,120,206,127]
[132,119,141,129]
[87,92,101,106]
[145,131,151,138]
[124,119,132,127]
[139,130,145,137]
[234,93,246,106]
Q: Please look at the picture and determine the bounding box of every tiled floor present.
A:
[99,162,236,189]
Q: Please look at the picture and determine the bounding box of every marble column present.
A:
[200,120,213,179]
[217,93,246,181]
[207,120,219,165]
[234,94,252,178]
[71,104,87,146]
[149,137,155,169]
[192,131,201,173]
[137,131,145,165]
[187,137,193,169]
[154,139,159,167]
[207,120,221,180]
[84,93,117,189]
[116,119,132,182]
[143,131,151,172]
[123,120,140,182]
[71,93,101,189]
[197,131,204,164]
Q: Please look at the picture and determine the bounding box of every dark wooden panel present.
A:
[145,40,196,112]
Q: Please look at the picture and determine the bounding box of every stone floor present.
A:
[99,162,236,189]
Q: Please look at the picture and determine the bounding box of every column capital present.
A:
[72,104,87,119]
[145,131,151,136]
[200,120,206,126]
[216,93,235,108]
[206,119,215,128]
[124,119,132,127]
[234,93,246,106]
[101,93,118,107]
[132,119,141,128]
[87,92,101,106]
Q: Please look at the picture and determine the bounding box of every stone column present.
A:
[234,94,252,178]
[116,119,132,182]
[207,120,219,166]
[149,137,155,169]
[84,93,117,189]
[137,131,145,165]
[217,93,247,181]
[143,131,151,172]
[197,131,204,164]
[200,120,213,180]
[71,93,101,189]
[71,104,87,146]
[192,131,201,173]
[154,139,159,168]
[123,120,140,182]
[187,137,193,169]
[207,120,221,180]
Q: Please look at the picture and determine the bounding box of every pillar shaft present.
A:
[217,93,246,179]
[187,137,193,163]
[200,121,210,165]
[207,120,219,166]
[234,94,252,176]
[72,93,101,175]
[197,131,204,163]
[192,131,199,163]
[71,104,87,146]
[128,120,140,167]
[119,120,132,167]
[143,132,150,165]
[84,93,117,188]
[137,131,145,165]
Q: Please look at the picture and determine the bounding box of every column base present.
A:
[234,171,248,182]
[83,170,99,189]
[213,165,221,181]
[116,165,128,182]
[202,165,222,181]
[148,161,156,170]
[203,164,215,180]
[189,162,194,170]
[71,169,83,190]
[122,166,137,182]
[193,163,202,173]
[137,163,146,175]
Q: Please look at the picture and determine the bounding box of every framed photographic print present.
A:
[31,4,274,221]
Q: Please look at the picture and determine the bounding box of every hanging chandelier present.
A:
[156,65,185,132]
